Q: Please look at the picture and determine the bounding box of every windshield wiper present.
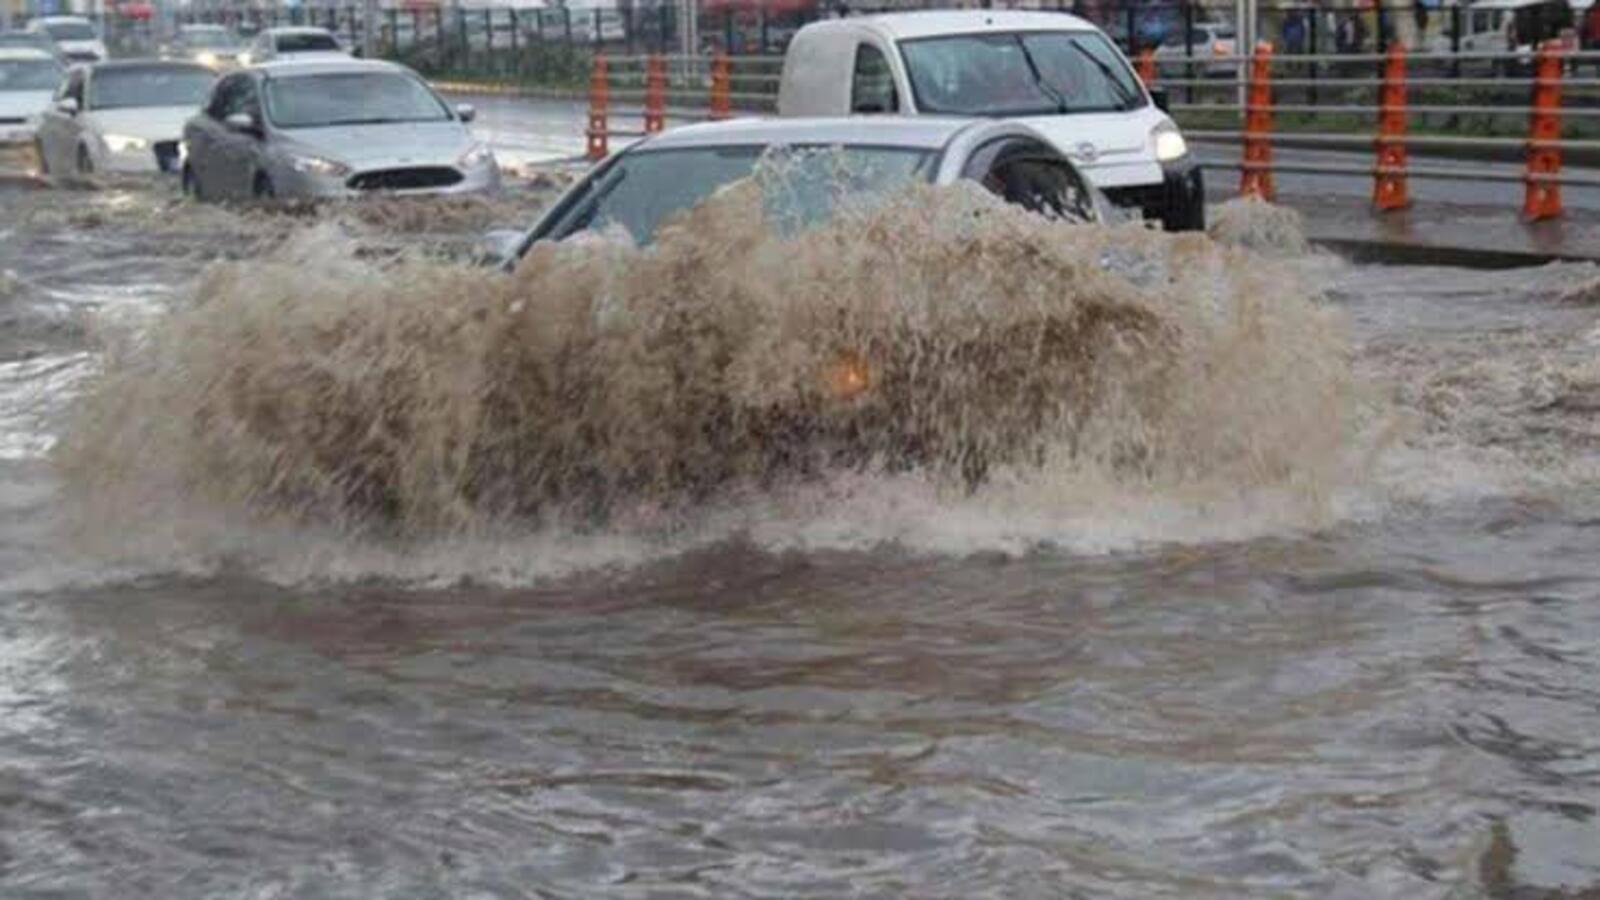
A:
[1066,41,1141,111]
[1014,36,1071,114]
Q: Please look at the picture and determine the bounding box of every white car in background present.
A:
[241,27,348,65]
[34,60,216,178]
[0,48,64,147]
[1152,21,1237,78]
[26,16,107,64]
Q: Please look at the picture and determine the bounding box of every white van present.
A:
[777,10,1203,230]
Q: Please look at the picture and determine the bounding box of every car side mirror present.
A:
[224,111,261,135]
[1149,85,1170,113]
[455,103,476,123]
[54,97,79,115]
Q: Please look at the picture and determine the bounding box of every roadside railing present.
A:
[576,53,780,159]
[1141,42,1600,220]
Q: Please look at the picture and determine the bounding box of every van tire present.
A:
[252,172,275,200]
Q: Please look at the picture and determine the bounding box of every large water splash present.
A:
[54,181,1364,566]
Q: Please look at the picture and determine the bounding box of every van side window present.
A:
[851,43,898,114]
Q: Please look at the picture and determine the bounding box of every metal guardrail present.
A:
[1138,41,1598,219]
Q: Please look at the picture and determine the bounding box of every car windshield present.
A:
[88,65,215,110]
[44,22,96,41]
[264,71,450,128]
[276,32,340,53]
[550,145,936,245]
[180,29,240,49]
[0,58,63,91]
[900,31,1145,116]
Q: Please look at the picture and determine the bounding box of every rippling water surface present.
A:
[2,181,1598,898]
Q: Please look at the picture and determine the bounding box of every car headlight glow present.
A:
[196,51,218,67]
[457,143,494,169]
[1152,122,1188,162]
[288,153,350,177]
[103,134,149,153]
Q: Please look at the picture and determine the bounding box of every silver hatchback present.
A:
[181,58,499,201]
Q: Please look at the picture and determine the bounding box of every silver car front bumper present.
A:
[274,160,502,199]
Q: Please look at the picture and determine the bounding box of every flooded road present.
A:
[2,178,1599,897]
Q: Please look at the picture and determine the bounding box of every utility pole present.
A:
[362,0,377,56]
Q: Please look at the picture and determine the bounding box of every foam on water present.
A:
[44,179,1384,582]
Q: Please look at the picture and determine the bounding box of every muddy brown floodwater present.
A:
[1,178,1598,898]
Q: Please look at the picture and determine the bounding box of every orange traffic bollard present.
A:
[586,53,609,161]
[1136,48,1156,85]
[709,52,731,121]
[1523,40,1564,221]
[644,53,666,134]
[1373,42,1411,211]
[1240,42,1275,201]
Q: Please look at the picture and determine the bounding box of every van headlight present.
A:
[457,143,494,169]
[1152,122,1188,162]
[104,134,149,153]
[288,153,350,177]
[196,51,218,67]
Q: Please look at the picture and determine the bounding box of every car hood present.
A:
[276,51,349,62]
[279,121,476,168]
[56,39,104,53]
[85,106,195,141]
[0,90,53,118]
[1016,105,1169,162]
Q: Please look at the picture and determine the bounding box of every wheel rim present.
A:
[254,175,273,199]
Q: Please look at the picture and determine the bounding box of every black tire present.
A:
[75,144,93,178]
[182,163,201,200]
[252,172,274,200]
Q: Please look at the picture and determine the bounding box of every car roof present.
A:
[255,57,400,77]
[82,58,213,73]
[180,23,230,31]
[635,116,988,152]
[0,46,57,61]
[34,15,91,23]
[262,26,336,36]
[847,10,1097,41]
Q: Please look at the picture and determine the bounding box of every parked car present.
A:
[164,24,245,69]
[34,60,215,177]
[181,58,497,200]
[240,27,347,65]
[0,48,65,149]
[512,116,1106,256]
[0,29,66,62]
[1152,22,1237,78]
[777,11,1203,230]
[25,16,108,63]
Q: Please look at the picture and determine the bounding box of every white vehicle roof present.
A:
[180,24,231,32]
[1468,0,1565,9]
[845,10,1097,42]
[636,115,1020,152]
[262,26,339,37]
[32,15,92,25]
[0,46,58,61]
[254,57,405,77]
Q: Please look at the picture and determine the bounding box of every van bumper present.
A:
[1100,157,1205,232]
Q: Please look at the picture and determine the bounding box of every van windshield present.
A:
[900,31,1146,116]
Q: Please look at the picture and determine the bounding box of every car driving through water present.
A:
[34,60,216,178]
[0,48,64,149]
[181,58,498,200]
[515,116,1104,256]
